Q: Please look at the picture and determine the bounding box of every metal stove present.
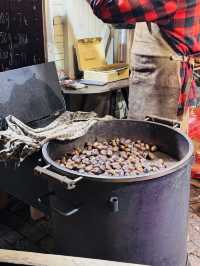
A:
[0,62,66,214]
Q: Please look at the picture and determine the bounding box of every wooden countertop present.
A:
[62,79,129,95]
[0,249,149,266]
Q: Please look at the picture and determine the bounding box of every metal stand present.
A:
[186,255,191,266]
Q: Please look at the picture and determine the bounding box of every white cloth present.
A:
[0,111,112,162]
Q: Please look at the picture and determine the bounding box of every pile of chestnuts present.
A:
[56,138,167,177]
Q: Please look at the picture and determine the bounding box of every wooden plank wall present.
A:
[45,0,65,62]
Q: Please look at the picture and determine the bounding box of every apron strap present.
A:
[170,55,195,66]
[183,64,195,112]
[145,21,195,113]
[184,68,194,94]
[146,22,152,33]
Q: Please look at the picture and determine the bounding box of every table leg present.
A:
[0,192,9,209]
[121,87,129,109]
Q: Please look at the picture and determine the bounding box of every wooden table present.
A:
[62,79,129,117]
[0,249,149,266]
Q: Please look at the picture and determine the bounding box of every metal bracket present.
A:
[145,115,180,129]
[53,206,80,217]
[109,196,119,213]
[37,191,80,217]
[37,191,55,205]
[34,165,83,190]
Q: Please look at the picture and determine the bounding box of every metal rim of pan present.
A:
[42,120,194,183]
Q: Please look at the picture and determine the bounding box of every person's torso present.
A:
[133,0,200,56]
[133,22,177,56]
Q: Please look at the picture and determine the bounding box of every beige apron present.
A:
[128,22,182,120]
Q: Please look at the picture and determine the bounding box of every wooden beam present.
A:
[0,249,149,266]
[42,0,48,62]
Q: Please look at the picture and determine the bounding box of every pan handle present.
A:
[145,115,180,129]
[34,165,83,190]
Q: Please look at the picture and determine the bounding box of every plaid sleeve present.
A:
[89,0,178,24]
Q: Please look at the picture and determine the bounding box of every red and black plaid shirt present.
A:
[89,0,200,114]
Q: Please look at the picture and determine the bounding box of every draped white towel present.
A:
[0,111,112,163]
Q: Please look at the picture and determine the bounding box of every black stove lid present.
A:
[0,62,66,124]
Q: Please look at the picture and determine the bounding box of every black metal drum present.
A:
[41,120,193,266]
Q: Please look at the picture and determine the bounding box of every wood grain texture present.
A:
[0,249,149,266]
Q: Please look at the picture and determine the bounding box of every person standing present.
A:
[87,0,200,120]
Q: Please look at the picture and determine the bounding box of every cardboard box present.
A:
[75,37,129,83]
